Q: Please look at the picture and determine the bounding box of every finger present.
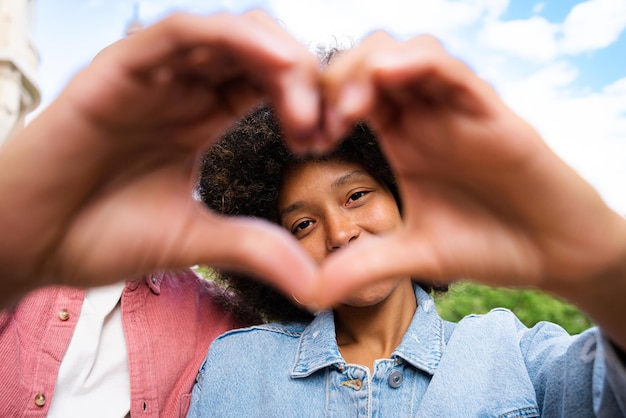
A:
[313,234,429,307]
[103,13,284,75]
[368,35,501,119]
[181,92,263,147]
[96,12,322,143]
[243,9,290,35]
[175,213,319,305]
[317,230,527,308]
[322,31,396,140]
[316,223,546,308]
[240,10,327,151]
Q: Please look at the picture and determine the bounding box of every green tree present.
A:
[435,282,594,335]
[195,266,593,335]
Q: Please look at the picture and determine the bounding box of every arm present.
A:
[319,32,626,351]
[0,11,320,306]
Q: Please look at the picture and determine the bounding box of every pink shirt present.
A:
[0,269,241,417]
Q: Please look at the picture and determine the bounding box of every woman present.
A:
[187,106,625,417]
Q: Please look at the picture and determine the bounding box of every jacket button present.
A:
[34,393,46,407]
[58,309,70,321]
[340,379,363,391]
[388,370,403,388]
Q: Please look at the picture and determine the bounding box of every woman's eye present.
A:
[348,191,370,203]
[292,219,314,234]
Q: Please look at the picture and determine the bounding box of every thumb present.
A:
[179,214,319,304]
[317,233,442,307]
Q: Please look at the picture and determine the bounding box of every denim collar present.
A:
[290,284,444,378]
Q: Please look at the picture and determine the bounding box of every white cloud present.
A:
[136,0,218,22]
[560,0,626,54]
[479,0,510,21]
[131,0,260,23]
[500,61,579,100]
[478,17,559,61]
[474,0,626,62]
[266,0,509,47]
[500,70,626,213]
[604,76,626,95]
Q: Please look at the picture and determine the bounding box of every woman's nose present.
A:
[325,212,361,252]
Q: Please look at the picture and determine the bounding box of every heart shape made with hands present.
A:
[24,14,618,312]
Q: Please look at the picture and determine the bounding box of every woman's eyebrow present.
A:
[279,201,304,220]
[331,170,368,189]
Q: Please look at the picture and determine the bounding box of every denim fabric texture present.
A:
[188,285,626,418]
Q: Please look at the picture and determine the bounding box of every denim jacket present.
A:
[188,285,626,417]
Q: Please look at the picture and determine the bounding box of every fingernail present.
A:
[291,286,322,314]
[324,84,365,140]
[286,79,320,131]
[338,83,365,119]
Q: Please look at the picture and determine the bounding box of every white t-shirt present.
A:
[47,281,130,417]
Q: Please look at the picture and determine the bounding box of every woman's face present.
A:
[278,159,405,307]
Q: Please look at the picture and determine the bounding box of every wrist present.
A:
[549,214,626,350]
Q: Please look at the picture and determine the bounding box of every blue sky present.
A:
[32,0,626,213]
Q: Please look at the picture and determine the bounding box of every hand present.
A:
[0,11,321,303]
[319,33,626,307]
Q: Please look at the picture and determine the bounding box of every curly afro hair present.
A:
[198,105,444,323]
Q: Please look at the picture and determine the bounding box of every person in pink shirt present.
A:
[0,270,247,417]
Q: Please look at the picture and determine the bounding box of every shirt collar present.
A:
[291,284,444,378]
[290,310,343,378]
[391,285,444,375]
[125,272,163,294]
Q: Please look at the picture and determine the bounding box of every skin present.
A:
[278,160,417,370]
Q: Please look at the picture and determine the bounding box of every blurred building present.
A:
[126,3,144,37]
[0,0,40,144]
